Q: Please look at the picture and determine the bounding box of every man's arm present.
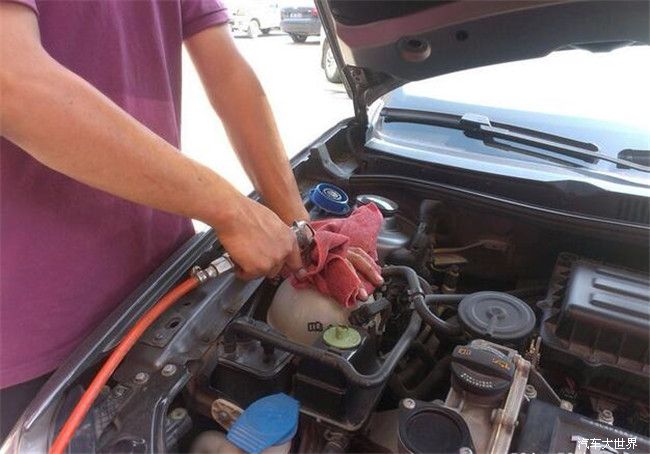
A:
[185,26,384,288]
[0,2,301,279]
[184,26,309,225]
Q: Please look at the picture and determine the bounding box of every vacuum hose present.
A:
[415,294,465,337]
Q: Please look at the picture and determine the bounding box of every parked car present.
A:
[5,2,650,454]
[320,36,341,83]
[280,1,320,43]
[230,0,280,38]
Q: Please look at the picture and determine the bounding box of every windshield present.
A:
[374,46,650,178]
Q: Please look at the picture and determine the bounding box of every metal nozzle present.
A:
[193,254,236,283]
[193,220,315,283]
[292,220,315,264]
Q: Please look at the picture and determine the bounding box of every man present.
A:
[0,0,382,438]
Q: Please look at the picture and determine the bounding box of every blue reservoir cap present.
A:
[227,393,299,454]
[309,183,350,216]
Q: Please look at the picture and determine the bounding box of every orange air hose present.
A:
[49,276,200,454]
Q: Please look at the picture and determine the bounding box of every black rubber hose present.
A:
[383,265,423,292]
[389,355,452,400]
[418,276,433,294]
[424,294,466,305]
[231,313,420,389]
[389,265,462,337]
[408,340,438,362]
[528,368,562,406]
[507,286,547,298]
[230,266,423,388]
[416,294,465,337]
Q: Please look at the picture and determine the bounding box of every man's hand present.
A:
[345,246,384,300]
[214,196,303,280]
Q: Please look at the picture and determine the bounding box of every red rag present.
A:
[291,203,383,307]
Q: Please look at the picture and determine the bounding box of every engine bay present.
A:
[51,175,649,453]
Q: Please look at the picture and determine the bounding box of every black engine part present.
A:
[517,399,650,453]
[398,400,474,454]
[210,338,293,408]
[540,253,650,400]
[293,326,383,430]
[386,199,442,280]
[457,291,536,346]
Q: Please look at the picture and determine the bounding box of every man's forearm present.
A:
[216,64,308,223]
[186,28,308,224]
[1,14,243,230]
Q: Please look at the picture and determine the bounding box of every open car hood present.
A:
[316,0,650,121]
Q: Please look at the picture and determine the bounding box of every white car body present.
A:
[230,0,281,37]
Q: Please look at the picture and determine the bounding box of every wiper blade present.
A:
[381,108,650,173]
[618,149,650,168]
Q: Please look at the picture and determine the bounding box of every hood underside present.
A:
[316,0,650,120]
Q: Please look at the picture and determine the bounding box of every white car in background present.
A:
[320,36,341,83]
[230,0,280,38]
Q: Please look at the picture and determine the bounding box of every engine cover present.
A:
[540,253,649,399]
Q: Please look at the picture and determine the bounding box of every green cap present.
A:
[322,325,362,349]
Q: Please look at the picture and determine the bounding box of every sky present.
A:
[404,45,650,131]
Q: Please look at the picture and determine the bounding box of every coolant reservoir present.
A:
[191,431,243,454]
[356,194,409,262]
[191,432,291,454]
[267,279,364,346]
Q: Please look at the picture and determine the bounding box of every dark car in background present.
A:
[280,1,320,43]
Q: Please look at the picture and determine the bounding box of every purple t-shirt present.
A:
[0,0,228,388]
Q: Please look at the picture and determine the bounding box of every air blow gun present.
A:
[192,220,316,282]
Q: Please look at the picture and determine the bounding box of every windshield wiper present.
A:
[618,149,650,168]
[381,108,650,173]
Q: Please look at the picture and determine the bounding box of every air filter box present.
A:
[540,253,649,399]
[517,399,649,453]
